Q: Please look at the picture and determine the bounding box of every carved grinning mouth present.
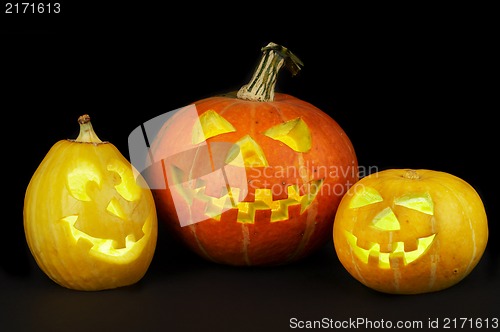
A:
[60,215,149,262]
[344,231,436,268]
[177,179,324,223]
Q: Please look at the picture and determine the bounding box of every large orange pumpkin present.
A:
[333,168,488,294]
[147,43,358,266]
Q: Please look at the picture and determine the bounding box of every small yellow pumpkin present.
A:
[24,115,158,291]
[333,168,488,294]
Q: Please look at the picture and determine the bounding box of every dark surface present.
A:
[2,4,498,332]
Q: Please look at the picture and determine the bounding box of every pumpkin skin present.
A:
[333,168,488,294]
[24,115,158,291]
[148,43,358,267]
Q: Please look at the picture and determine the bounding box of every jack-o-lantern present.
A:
[148,43,358,266]
[24,115,158,291]
[333,168,488,294]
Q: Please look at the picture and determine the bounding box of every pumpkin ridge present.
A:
[431,175,485,274]
[423,174,481,284]
[289,194,318,262]
[188,224,214,262]
[212,98,246,117]
[241,223,251,265]
[268,100,287,123]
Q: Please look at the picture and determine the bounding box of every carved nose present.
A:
[372,207,401,231]
[225,135,269,167]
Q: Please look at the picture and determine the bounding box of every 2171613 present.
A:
[5,2,60,14]
[441,317,499,329]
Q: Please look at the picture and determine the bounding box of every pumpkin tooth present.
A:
[388,252,406,269]
[378,242,394,253]
[355,238,373,251]
[403,238,419,252]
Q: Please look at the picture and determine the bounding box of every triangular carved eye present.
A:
[395,193,434,215]
[348,186,384,209]
[262,117,312,152]
[192,110,236,144]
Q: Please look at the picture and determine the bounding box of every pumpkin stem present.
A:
[403,169,421,180]
[237,42,304,102]
[75,114,103,143]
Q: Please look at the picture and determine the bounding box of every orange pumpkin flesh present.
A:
[333,168,488,294]
[148,43,358,266]
[24,115,158,291]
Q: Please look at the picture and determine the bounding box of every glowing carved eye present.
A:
[67,162,102,201]
[192,110,236,144]
[395,192,434,215]
[348,186,384,209]
[107,159,142,201]
[262,117,312,152]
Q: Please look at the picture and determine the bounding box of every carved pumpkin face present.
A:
[343,187,436,269]
[24,116,157,291]
[148,93,358,266]
[59,157,154,263]
[333,169,489,294]
[159,105,324,226]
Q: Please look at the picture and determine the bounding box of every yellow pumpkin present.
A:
[333,168,488,294]
[24,115,158,291]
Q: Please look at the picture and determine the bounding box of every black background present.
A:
[2,3,498,332]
